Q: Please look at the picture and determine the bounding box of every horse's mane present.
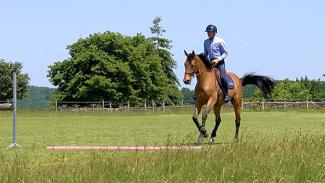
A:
[197,53,213,69]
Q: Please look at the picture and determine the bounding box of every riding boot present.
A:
[222,78,231,103]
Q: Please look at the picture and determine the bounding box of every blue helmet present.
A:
[205,24,217,33]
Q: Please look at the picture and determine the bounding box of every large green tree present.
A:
[272,79,310,101]
[0,59,29,101]
[48,31,179,104]
[150,16,181,103]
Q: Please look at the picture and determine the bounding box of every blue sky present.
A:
[1,0,324,88]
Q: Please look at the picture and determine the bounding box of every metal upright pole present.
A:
[9,72,21,148]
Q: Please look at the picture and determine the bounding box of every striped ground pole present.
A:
[47,146,203,151]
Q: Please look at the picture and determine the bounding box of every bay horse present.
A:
[183,50,275,143]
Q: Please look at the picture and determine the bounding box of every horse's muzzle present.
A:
[183,73,192,85]
[183,79,191,85]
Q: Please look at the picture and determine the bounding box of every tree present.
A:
[48,31,175,104]
[272,79,310,101]
[297,76,322,100]
[150,16,167,50]
[0,59,29,101]
[150,16,181,104]
[181,87,195,105]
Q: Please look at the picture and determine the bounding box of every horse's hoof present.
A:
[234,137,239,143]
[197,134,205,143]
[203,133,209,138]
[209,138,216,144]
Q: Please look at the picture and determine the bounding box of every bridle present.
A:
[184,58,199,78]
[185,71,196,77]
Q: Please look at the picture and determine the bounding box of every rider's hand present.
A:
[212,58,222,66]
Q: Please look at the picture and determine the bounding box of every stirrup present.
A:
[224,95,231,103]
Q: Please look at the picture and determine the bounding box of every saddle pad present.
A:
[225,74,235,89]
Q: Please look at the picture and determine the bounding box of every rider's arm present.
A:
[203,40,208,57]
[219,40,228,60]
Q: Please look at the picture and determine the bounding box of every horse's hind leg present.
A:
[232,99,242,142]
[209,104,221,144]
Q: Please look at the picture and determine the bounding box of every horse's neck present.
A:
[195,59,214,89]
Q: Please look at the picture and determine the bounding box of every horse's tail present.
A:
[241,73,275,97]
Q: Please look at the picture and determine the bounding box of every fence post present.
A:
[284,99,287,109]
[241,99,244,110]
[162,100,165,111]
[262,98,265,111]
[152,100,154,112]
[144,100,147,110]
[102,100,105,109]
[306,97,309,110]
[109,102,112,109]
[127,100,130,111]
[55,100,58,112]
[181,99,184,107]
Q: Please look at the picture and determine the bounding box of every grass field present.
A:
[0,109,324,182]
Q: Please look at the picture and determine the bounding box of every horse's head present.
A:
[183,50,198,85]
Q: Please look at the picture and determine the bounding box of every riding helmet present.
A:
[205,24,217,33]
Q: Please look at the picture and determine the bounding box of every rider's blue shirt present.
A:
[204,36,228,60]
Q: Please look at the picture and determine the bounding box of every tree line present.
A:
[1,64,324,108]
[182,78,325,103]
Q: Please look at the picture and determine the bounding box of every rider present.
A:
[203,24,231,103]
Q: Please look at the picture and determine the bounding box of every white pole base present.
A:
[8,143,21,149]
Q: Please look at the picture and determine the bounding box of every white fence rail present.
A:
[54,99,325,112]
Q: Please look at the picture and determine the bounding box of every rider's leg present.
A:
[217,61,231,103]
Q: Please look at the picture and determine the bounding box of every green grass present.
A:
[0,110,324,182]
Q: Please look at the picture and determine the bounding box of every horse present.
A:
[183,50,275,143]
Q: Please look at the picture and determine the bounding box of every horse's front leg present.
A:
[209,104,222,144]
[197,98,216,143]
[192,103,204,136]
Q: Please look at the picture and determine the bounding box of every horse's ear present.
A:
[191,50,195,55]
[184,50,188,56]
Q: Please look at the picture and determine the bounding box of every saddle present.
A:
[214,68,235,89]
